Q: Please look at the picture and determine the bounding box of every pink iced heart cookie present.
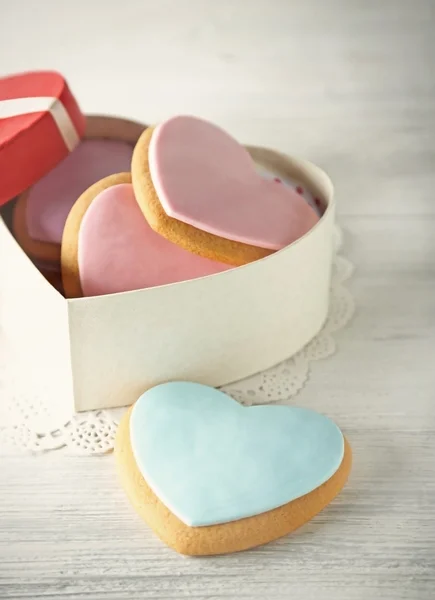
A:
[13,139,134,264]
[61,173,230,298]
[132,116,320,266]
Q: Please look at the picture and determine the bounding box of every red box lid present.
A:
[0,70,86,207]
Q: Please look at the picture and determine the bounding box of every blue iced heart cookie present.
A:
[129,382,345,527]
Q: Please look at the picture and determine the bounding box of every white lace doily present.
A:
[0,225,355,455]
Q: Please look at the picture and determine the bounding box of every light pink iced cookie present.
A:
[70,181,231,297]
[150,116,319,247]
[13,139,133,263]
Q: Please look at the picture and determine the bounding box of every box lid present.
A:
[0,70,86,206]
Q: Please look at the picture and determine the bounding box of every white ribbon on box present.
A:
[0,96,80,151]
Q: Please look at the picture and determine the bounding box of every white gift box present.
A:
[0,115,334,413]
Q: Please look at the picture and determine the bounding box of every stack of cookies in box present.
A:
[1,70,323,298]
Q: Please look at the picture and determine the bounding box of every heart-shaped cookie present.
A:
[132,116,320,266]
[61,174,230,298]
[13,138,134,264]
[115,382,352,555]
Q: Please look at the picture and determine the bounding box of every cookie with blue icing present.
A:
[115,382,352,556]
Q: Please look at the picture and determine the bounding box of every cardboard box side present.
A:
[0,216,74,413]
[68,207,334,412]
[67,155,335,412]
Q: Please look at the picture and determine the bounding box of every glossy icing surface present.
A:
[130,382,345,527]
[27,139,133,243]
[148,116,319,250]
[78,184,230,296]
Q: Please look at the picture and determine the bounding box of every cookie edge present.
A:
[115,406,352,556]
[131,127,274,267]
[61,172,132,298]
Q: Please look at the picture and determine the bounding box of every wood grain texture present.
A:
[0,0,435,598]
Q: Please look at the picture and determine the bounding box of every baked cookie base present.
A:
[61,173,132,298]
[115,408,352,556]
[132,127,275,267]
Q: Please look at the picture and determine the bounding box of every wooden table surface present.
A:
[1,1,434,598]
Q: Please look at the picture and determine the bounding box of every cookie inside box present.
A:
[0,115,147,293]
[0,117,326,298]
